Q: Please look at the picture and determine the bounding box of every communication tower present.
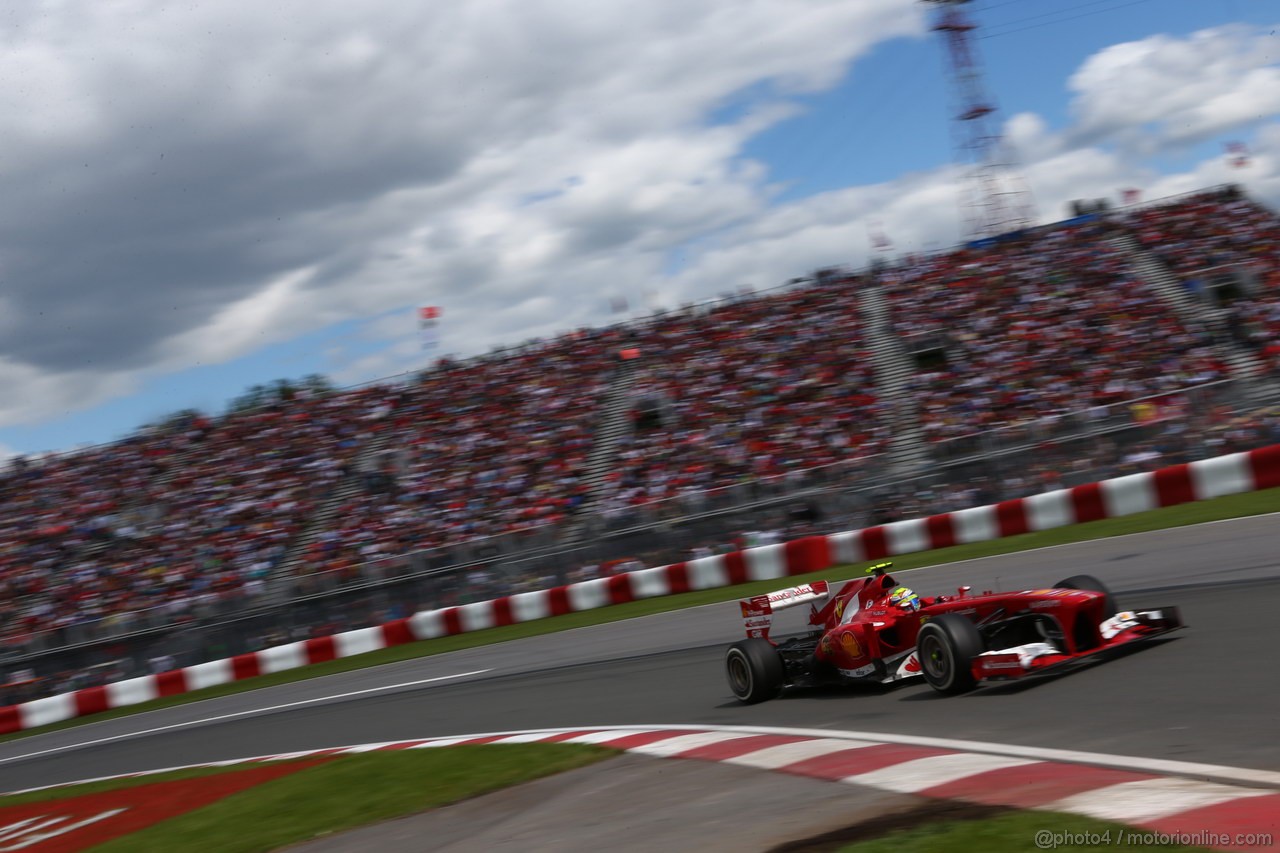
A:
[924,0,1037,239]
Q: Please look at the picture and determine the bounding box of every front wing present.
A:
[971,607,1184,684]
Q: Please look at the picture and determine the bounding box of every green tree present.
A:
[228,373,335,413]
[148,408,206,432]
[301,373,334,396]
[271,378,297,402]
[229,383,270,413]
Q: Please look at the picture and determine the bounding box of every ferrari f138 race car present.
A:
[724,562,1182,703]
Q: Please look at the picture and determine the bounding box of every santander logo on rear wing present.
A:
[740,581,830,640]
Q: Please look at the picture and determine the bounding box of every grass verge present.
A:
[8,745,612,853]
[835,809,1214,852]
[6,487,1279,744]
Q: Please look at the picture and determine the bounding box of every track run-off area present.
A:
[2,512,1277,794]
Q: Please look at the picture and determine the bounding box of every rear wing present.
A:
[739,581,830,640]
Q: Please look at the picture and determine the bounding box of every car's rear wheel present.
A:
[725,639,785,704]
[916,614,983,695]
[1054,574,1117,619]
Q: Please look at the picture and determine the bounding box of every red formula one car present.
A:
[724,562,1182,703]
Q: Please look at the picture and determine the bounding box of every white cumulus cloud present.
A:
[1067,23,1280,151]
[2,5,1279,432]
[0,0,924,425]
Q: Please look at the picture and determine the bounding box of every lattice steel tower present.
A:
[925,0,1036,239]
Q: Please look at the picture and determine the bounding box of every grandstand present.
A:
[1123,189,1280,377]
[887,215,1228,451]
[2,185,1279,705]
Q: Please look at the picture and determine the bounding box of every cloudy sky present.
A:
[1,0,1278,457]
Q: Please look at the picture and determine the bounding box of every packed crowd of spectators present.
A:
[1126,189,1279,280]
[0,390,379,651]
[1124,189,1280,374]
[593,272,887,520]
[295,272,887,588]
[885,218,1229,449]
[291,333,620,586]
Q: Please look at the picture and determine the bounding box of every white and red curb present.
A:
[7,725,1278,852]
[5,444,1279,734]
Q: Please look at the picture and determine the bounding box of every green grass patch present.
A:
[6,487,1278,743]
[85,744,611,853]
[836,809,1214,852]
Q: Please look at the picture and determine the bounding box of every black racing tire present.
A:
[725,639,785,704]
[916,614,983,695]
[1054,574,1117,619]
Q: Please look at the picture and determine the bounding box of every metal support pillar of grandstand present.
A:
[924,0,1037,239]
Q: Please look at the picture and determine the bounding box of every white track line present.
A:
[9,724,1280,799]
[0,670,490,768]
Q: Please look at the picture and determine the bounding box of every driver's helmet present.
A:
[889,586,921,611]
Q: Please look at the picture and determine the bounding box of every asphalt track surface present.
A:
[2,514,1278,793]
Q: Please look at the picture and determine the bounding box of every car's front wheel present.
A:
[916,614,983,695]
[725,639,785,704]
